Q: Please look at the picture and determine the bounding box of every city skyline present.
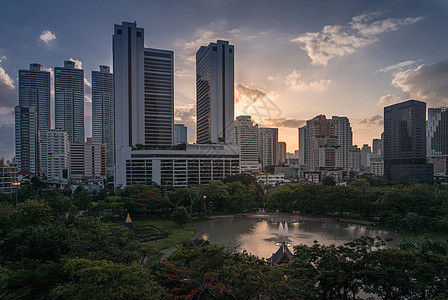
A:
[1,0,448,159]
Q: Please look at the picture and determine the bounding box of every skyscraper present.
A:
[298,126,307,165]
[70,138,107,179]
[92,65,114,173]
[259,127,278,168]
[372,138,383,157]
[277,142,287,165]
[144,48,174,145]
[305,115,339,171]
[196,40,234,144]
[15,106,39,174]
[427,107,448,155]
[18,63,50,173]
[235,115,260,171]
[174,124,188,145]
[384,100,433,183]
[46,129,70,183]
[329,116,352,170]
[55,60,85,143]
[361,144,371,171]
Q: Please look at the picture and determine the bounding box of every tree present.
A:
[322,176,336,186]
[172,207,190,227]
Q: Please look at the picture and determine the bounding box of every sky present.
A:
[1,0,448,160]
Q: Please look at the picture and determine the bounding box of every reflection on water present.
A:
[193,218,401,259]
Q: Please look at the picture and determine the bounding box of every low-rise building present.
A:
[256,173,290,186]
[0,160,18,194]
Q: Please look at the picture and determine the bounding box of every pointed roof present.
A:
[267,242,293,265]
[125,213,132,224]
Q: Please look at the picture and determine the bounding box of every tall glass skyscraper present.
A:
[384,100,433,183]
[16,63,50,174]
[55,60,85,143]
[92,65,114,173]
[196,40,234,144]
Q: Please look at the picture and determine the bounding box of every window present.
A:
[117,29,122,34]
[213,46,217,51]
[137,32,142,37]
[229,48,233,53]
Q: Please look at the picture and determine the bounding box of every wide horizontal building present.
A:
[116,144,240,188]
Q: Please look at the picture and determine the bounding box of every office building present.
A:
[174,124,187,145]
[15,106,39,175]
[0,159,18,194]
[277,142,287,165]
[361,144,371,171]
[384,100,433,183]
[18,63,50,173]
[259,127,278,168]
[196,40,234,144]
[372,138,382,157]
[329,116,352,170]
[47,129,70,183]
[370,160,384,176]
[70,138,107,179]
[234,115,260,171]
[92,65,114,173]
[426,107,448,175]
[113,22,240,187]
[298,126,306,165]
[55,61,85,143]
[349,145,361,171]
[305,115,338,171]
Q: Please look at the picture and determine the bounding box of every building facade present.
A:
[0,160,18,194]
[196,40,234,144]
[92,65,114,173]
[361,144,371,171]
[298,126,306,165]
[349,145,361,171]
[259,127,278,168]
[47,129,70,183]
[329,116,352,170]
[70,139,107,179]
[384,100,433,183]
[15,106,39,175]
[174,124,188,145]
[277,142,287,165]
[235,115,260,171]
[18,63,50,173]
[55,61,85,143]
[305,115,338,171]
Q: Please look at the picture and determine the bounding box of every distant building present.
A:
[329,116,352,170]
[15,106,39,175]
[235,116,260,171]
[361,144,371,171]
[256,173,289,186]
[349,145,361,171]
[0,160,18,194]
[174,124,187,145]
[47,129,70,183]
[70,138,107,179]
[259,128,278,168]
[298,126,306,165]
[384,100,433,183]
[92,65,114,173]
[372,138,382,157]
[277,142,287,165]
[18,63,50,173]
[55,61,85,143]
[427,107,448,176]
[305,115,338,171]
[370,160,384,176]
[196,40,234,144]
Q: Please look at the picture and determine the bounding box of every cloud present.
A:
[69,58,83,69]
[357,114,383,126]
[235,83,267,103]
[377,94,402,107]
[391,61,448,106]
[175,105,196,123]
[0,57,16,109]
[84,77,92,95]
[292,12,424,65]
[39,30,56,44]
[378,60,417,72]
[266,76,274,81]
[285,70,331,91]
[263,117,306,128]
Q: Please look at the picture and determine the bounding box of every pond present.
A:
[193,215,402,259]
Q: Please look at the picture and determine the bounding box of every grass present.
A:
[110,215,208,250]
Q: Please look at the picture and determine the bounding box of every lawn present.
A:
[110,215,206,250]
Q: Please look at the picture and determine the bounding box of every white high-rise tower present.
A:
[196,40,234,144]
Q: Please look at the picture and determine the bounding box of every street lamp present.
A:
[203,195,207,213]
[12,182,20,204]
